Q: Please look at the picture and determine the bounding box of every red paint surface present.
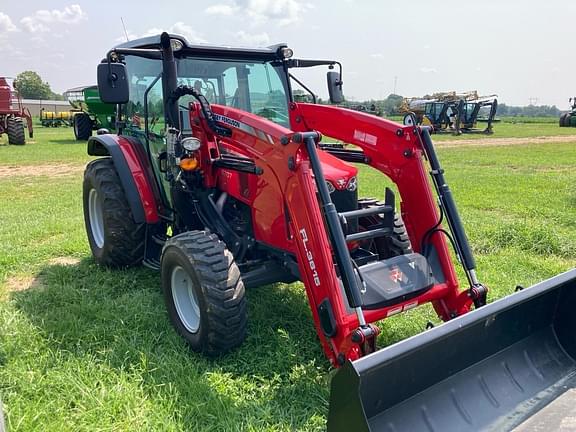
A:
[115,136,160,224]
[184,103,473,365]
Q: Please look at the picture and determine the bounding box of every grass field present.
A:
[0,122,575,431]
[385,116,575,141]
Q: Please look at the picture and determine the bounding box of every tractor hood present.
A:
[318,150,358,191]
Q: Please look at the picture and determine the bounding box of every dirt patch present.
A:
[4,275,43,293]
[0,163,84,179]
[436,135,576,148]
[49,257,81,266]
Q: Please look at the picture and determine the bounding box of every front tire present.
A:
[6,116,25,145]
[161,231,247,355]
[83,158,145,267]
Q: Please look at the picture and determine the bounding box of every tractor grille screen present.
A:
[332,189,358,232]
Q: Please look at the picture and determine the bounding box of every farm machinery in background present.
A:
[559,97,576,127]
[86,33,576,431]
[64,85,115,140]
[400,90,498,134]
[39,109,75,127]
[0,77,33,145]
[339,102,382,116]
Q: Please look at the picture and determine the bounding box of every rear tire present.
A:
[6,116,25,145]
[74,113,93,140]
[83,158,145,267]
[161,231,247,355]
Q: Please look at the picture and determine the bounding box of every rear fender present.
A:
[87,134,159,224]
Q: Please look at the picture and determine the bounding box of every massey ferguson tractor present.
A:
[85,33,576,431]
[0,77,33,145]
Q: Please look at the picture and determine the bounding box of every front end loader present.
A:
[85,32,576,430]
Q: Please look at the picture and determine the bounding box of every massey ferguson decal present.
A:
[213,113,241,129]
[213,113,274,143]
[300,228,321,286]
[389,267,404,283]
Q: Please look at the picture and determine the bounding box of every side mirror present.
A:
[327,71,344,104]
[97,62,129,104]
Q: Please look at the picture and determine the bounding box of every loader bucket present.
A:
[328,269,576,432]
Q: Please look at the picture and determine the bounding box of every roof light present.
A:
[280,47,293,59]
[170,39,184,52]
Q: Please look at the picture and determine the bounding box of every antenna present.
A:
[120,17,130,42]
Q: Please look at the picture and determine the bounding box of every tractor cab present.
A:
[423,101,458,131]
[107,34,357,219]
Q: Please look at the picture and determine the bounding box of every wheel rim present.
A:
[88,188,105,248]
[171,265,201,333]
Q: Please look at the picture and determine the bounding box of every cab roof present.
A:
[115,33,288,61]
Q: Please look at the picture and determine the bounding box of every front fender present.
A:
[87,134,159,224]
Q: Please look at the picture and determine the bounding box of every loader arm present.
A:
[289,103,477,319]
[191,102,482,364]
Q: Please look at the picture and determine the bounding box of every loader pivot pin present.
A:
[470,283,488,308]
[351,324,380,356]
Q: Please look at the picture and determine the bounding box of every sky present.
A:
[0,0,573,107]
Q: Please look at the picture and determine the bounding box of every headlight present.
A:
[181,137,201,151]
[326,180,335,194]
[346,176,357,192]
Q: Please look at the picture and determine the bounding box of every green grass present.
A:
[385,115,574,140]
[1,125,576,430]
[0,126,90,165]
[432,120,576,140]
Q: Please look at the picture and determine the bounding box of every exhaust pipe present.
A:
[160,32,179,129]
[328,269,576,431]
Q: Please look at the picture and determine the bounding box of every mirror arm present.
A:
[107,48,162,60]
[288,73,317,104]
[329,61,343,89]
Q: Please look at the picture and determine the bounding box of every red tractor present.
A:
[0,77,33,145]
[86,33,576,431]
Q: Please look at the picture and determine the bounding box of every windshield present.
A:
[123,55,291,136]
[176,57,290,127]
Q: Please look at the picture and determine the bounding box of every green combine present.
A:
[559,97,576,127]
[64,86,115,140]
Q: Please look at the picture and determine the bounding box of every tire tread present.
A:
[162,231,247,354]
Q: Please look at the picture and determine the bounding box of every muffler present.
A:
[328,269,576,432]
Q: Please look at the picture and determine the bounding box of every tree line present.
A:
[12,71,64,100]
